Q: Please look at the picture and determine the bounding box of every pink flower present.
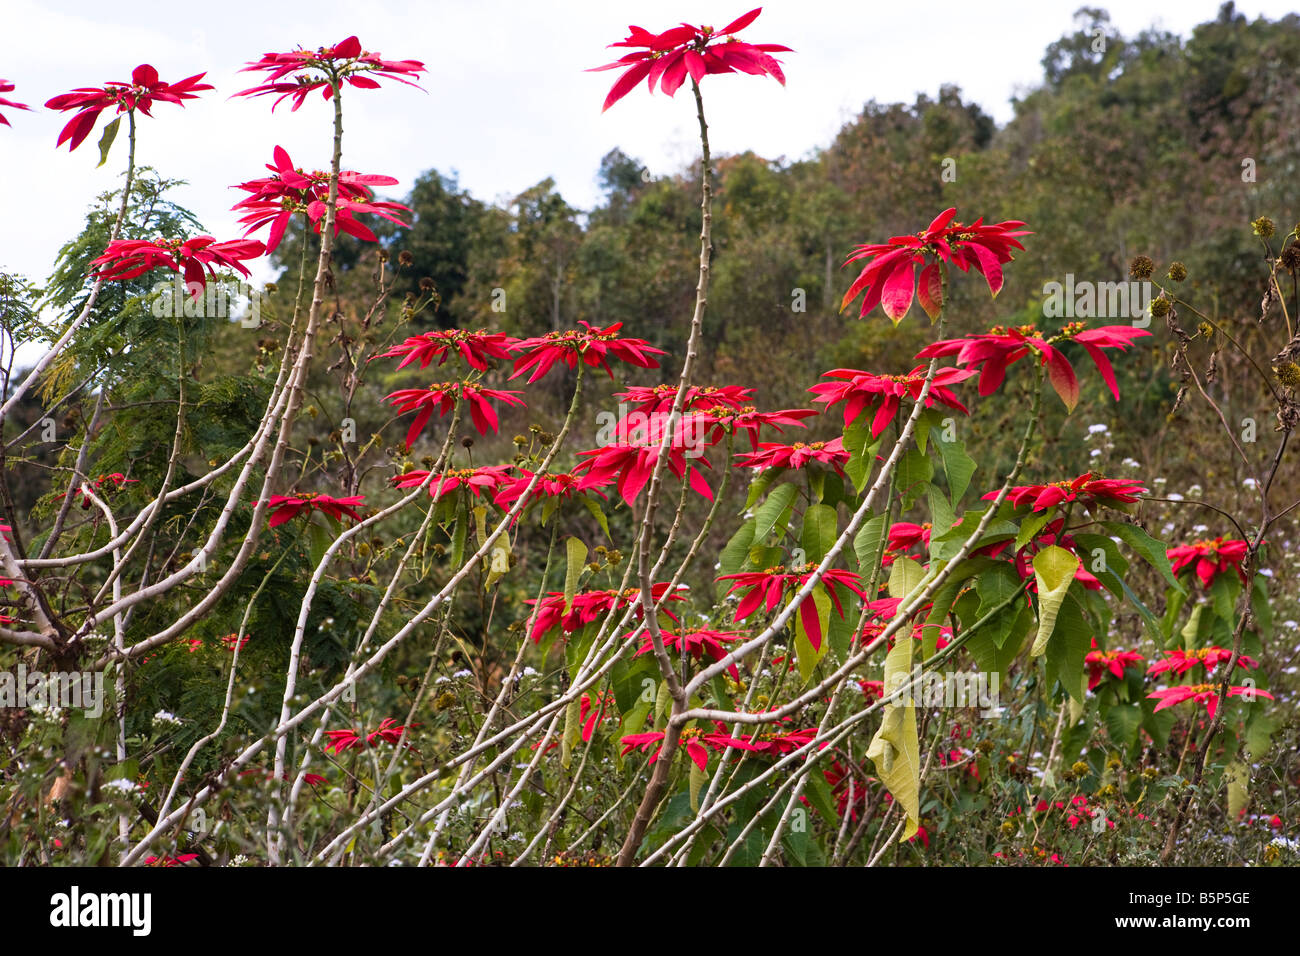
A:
[590,8,790,112]
[46,64,212,151]
[0,79,32,127]
[734,437,848,472]
[266,492,365,528]
[90,236,264,300]
[236,37,425,111]
[385,381,526,447]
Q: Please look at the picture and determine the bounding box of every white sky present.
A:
[1,0,1296,291]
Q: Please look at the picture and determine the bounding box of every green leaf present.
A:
[580,496,610,539]
[307,519,332,568]
[1030,545,1078,657]
[800,503,839,564]
[563,537,587,613]
[1103,521,1182,591]
[561,698,581,769]
[853,513,886,572]
[895,446,933,509]
[1014,510,1053,551]
[1044,593,1091,703]
[1226,762,1249,820]
[449,502,468,567]
[96,117,121,169]
[803,767,839,825]
[866,621,920,842]
[888,556,926,601]
[937,435,977,503]
[1103,702,1141,752]
[753,482,797,543]
[718,519,756,594]
[689,759,708,813]
[744,469,778,511]
[842,418,877,492]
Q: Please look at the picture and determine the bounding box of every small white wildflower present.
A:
[1122,458,1141,469]
[453,669,473,679]
[1089,448,1102,458]
[1167,492,1184,501]
[435,675,451,684]
[152,710,182,728]
[102,778,138,794]
[1088,424,1109,435]
[1243,477,1258,489]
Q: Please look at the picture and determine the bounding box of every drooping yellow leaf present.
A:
[1030,545,1077,657]
[866,632,920,842]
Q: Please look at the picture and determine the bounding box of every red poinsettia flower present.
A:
[1147,646,1258,677]
[880,522,932,567]
[627,627,746,680]
[143,854,201,867]
[574,414,714,506]
[620,725,755,771]
[235,36,426,111]
[985,472,1145,513]
[388,465,512,502]
[525,584,685,644]
[718,565,868,652]
[492,468,608,511]
[742,724,819,756]
[734,437,848,472]
[614,383,753,417]
[687,405,817,452]
[590,8,791,112]
[810,365,976,436]
[840,209,1031,324]
[1084,639,1145,691]
[266,492,365,528]
[232,146,410,252]
[90,236,265,299]
[45,64,212,151]
[1166,537,1249,589]
[376,329,519,373]
[916,322,1151,411]
[1148,683,1273,720]
[323,717,418,754]
[857,597,953,651]
[509,321,667,384]
[386,380,526,447]
[56,472,140,509]
[220,633,250,653]
[0,79,32,127]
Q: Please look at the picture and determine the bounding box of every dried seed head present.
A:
[1129,255,1155,279]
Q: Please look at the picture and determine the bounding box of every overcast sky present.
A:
[1,0,1296,292]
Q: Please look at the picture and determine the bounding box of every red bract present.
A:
[266,492,365,528]
[45,64,212,151]
[574,415,713,506]
[386,381,526,447]
[525,584,684,644]
[985,472,1145,513]
[1148,646,1257,677]
[493,468,608,511]
[0,79,31,127]
[840,209,1030,324]
[614,383,754,417]
[56,472,140,509]
[916,322,1150,412]
[742,725,819,756]
[1148,683,1272,720]
[144,854,200,867]
[688,405,817,451]
[232,146,410,252]
[235,36,426,111]
[1166,537,1249,588]
[376,329,519,373]
[734,437,848,472]
[323,717,418,754]
[390,465,514,501]
[509,321,667,384]
[717,565,868,651]
[810,365,975,436]
[1084,640,1145,691]
[628,627,746,680]
[90,236,264,300]
[620,726,754,771]
[590,8,791,112]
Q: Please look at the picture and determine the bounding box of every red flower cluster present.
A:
[718,565,868,651]
[233,146,410,252]
[627,627,746,679]
[46,64,212,151]
[90,236,265,299]
[236,36,426,111]
[56,472,139,508]
[591,8,790,112]
[493,469,607,511]
[574,414,713,506]
[1084,640,1145,691]
[1147,646,1257,677]
[510,322,666,383]
[390,465,515,501]
[525,584,684,644]
[1166,537,1249,588]
[987,472,1145,513]
[377,329,519,373]
[386,381,526,447]
[266,492,365,528]
[1148,683,1272,719]
[323,717,418,754]
[841,209,1030,323]
[810,365,974,436]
